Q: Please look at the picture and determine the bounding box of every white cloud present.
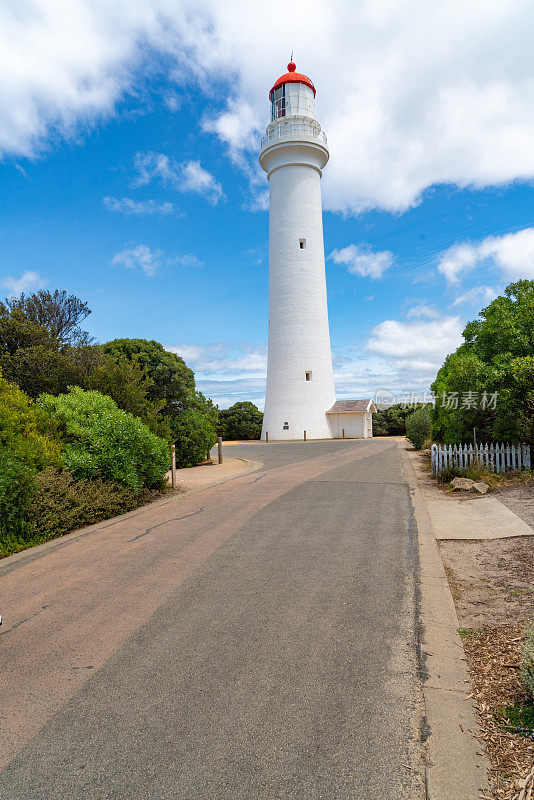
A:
[438,228,534,283]
[406,304,439,319]
[103,196,174,215]
[176,253,203,268]
[1,270,46,297]
[329,244,394,279]
[2,2,534,213]
[451,285,498,306]
[133,152,224,205]
[112,244,162,277]
[368,316,463,361]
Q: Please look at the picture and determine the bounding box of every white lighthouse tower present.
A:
[260,61,336,440]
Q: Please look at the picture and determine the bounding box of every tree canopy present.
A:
[219,401,263,440]
[431,280,534,444]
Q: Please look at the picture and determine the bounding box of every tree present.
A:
[104,339,194,417]
[173,409,218,468]
[39,387,170,491]
[405,406,432,450]
[3,290,92,347]
[219,401,263,440]
[372,404,415,436]
[431,280,534,444]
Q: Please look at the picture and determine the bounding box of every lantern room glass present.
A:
[271,82,315,121]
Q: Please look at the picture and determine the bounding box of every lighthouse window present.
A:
[305,371,312,381]
[271,85,286,121]
[299,238,306,249]
[283,421,289,430]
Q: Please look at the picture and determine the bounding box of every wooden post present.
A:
[171,444,176,489]
[266,431,269,443]
[217,436,223,465]
[342,428,345,439]
[304,430,307,441]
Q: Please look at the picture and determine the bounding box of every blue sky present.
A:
[1,1,533,409]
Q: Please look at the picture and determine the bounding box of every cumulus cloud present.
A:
[406,304,439,319]
[103,196,174,215]
[451,285,499,307]
[368,316,463,361]
[329,244,394,279]
[132,152,224,205]
[1,270,46,297]
[2,2,534,213]
[112,244,163,277]
[439,228,534,283]
[176,254,203,267]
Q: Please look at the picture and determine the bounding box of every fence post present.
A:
[304,430,307,441]
[217,436,223,465]
[342,428,345,439]
[171,444,176,489]
[265,431,268,443]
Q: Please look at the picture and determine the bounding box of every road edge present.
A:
[0,458,263,577]
[398,440,490,800]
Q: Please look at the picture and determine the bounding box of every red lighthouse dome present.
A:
[269,62,316,100]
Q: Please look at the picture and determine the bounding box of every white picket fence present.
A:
[431,442,531,476]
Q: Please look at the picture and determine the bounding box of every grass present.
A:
[457,627,483,640]
[493,702,534,739]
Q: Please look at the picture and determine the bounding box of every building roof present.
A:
[326,399,375,413]
[269,62,316,99]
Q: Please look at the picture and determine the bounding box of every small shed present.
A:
[326,399,376,439]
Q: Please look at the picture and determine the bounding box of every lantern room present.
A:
[269,62,316,121]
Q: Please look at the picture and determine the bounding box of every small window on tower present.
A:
[283,421,289,430]
[299,238,306,249]
[305,371,312,381]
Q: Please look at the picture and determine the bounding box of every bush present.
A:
[521,621,534,699]
[405,405,432,450]
[173,409,217,468]
[0,468,161,558]
[39,387,169,491]
[219,401,263,440]
[0,451,36,552]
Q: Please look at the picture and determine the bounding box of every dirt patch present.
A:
[461,626,534,800]
[496,484,534,529]
[439,537,534,628]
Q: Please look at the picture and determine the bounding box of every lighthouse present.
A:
[260,61,336,440]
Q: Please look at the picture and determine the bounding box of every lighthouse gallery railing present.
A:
[260,121,327,150]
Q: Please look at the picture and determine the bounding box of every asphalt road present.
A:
[0,439,425,799]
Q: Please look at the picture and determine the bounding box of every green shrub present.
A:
[39,387,169,491]
[405,405,432,450]
[219,401,263,440]
[0,373,62,469]
[173,409,217,468]
[521,621,534,699]
[0,451,36,552]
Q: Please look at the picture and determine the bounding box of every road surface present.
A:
[0,439,425,799]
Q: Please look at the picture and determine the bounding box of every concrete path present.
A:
[0,440,426,799]
[407,446,533,540]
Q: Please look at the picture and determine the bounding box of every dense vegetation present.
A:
[372,403,417,437]
[405,405,432,450]
[432,280,534,445]
[0,288,226,556]
[219,401,263,440]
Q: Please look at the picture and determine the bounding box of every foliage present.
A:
[493,703,534,739]
[39,387,169,491]
[405,405,432,450]
[173,408,218,468]
[219,401,263,440]
[3,289,92,347]
[373,404,417,436]
[432,280,534,445]
[0,452,36,551]
[0,373,62,469]
[521,621,534,699]
[0,468,161,558]
[104,338,194,409]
